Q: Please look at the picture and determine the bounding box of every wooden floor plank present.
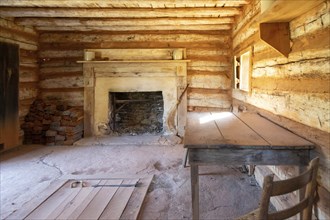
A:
[66,179,108,220]
[5,180,68,220]
[235,112,314,148]
[46,187,82,220]
[25,181,73,220]
[184,112,224,146]
[7,176,154,220]
[99,179,139,220]
[120,175,154,220]
[77,179,123,220]
[213,112,269,146]
[54,180,101,220]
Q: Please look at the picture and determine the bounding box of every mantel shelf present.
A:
[77,60,191,63]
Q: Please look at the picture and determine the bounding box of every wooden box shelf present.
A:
[259,0,324,57]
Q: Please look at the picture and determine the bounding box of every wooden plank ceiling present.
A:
[0,0,248,32]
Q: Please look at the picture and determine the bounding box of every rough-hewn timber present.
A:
[0,17,39,148]
[232,0,329,218]
[39,30,232,110]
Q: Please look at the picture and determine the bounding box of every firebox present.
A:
[109,92,164,135]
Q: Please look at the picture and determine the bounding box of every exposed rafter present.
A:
[34,24,232,32]
[0,0,249,8]
[15,17,235,27]
[0,0,249,32]
[0,7,241,18]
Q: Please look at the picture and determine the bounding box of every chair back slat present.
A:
[271,168,312,196]
[268,198,309,220]
[257,157,319,220]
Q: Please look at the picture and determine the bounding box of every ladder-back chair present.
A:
[237,157,319,220]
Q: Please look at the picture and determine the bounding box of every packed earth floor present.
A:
[1,135,262,220]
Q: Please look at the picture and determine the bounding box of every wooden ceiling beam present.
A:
[15,17,235,27]
[0,0,249,8]
[35,24,232,32]
[0,7,241,18]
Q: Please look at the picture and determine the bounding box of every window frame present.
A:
[233,46,253,94]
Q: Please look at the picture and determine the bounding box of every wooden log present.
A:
[40,76,83,89]
[45,130,57,137]
[0,0,249,8]
[35,24,232,32]
[0,25,38,45]
[15,17,235,27]
[39,32,230,43]
[253,77,329,95]
[0,7,241,18]
[188,74,231,90]
[188,91,231,108]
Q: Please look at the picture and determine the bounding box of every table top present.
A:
[184,112,314,150]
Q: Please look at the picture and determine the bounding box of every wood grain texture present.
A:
[77,179,122,220]
[259,0,324,22]
[38,31,232,108]
[0,7,241,18]
[185,112,314,149]
[232,0,330,134]
[99,179,138,220]
[120,176,154,220]
[5,180,68,220]
[234,112,314,147]
[0,17,39,137]
[7,176,153,220]
[15,17,235,27]
[184,112,224,146]
[0,0,249,8]
[55,180,101,219]
[189,148,311,166]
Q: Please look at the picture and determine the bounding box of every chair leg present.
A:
[248,165,256,176]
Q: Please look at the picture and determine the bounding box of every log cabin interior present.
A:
[0,0,329,219]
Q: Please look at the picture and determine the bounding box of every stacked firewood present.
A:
[22,99,84,145]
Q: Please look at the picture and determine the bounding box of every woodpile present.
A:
[22,99,83,145]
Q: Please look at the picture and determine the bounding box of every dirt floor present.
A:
[0,135,262,220]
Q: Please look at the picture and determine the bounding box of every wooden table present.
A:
[184,112,314,220]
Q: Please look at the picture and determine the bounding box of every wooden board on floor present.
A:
[5,175,153,220]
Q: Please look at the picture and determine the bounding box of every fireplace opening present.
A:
[109,92,164,135]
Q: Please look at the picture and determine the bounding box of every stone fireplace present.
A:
[79,48,188,137]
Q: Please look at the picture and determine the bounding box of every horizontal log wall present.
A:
[232,0,329,218]
[0,17,39,144]
[38,30,232,111]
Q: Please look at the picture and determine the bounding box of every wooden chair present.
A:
[237,157,319,220]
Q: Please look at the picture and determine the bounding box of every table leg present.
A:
[191,164,199,220]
